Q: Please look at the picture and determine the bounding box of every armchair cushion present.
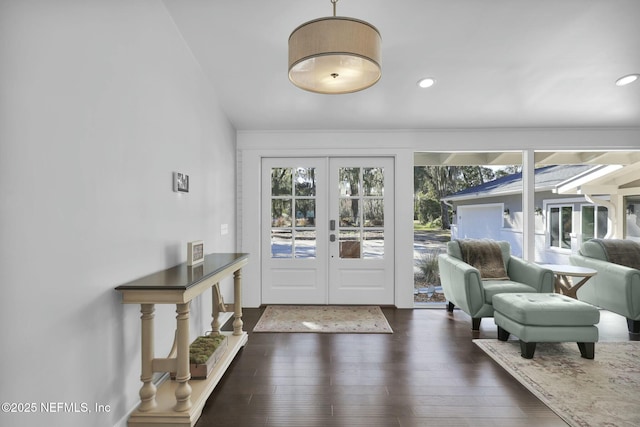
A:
[581,239,640,270]
[482,280,543,304]
[456,239,510,280]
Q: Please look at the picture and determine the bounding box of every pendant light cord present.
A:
[331,0,338,16]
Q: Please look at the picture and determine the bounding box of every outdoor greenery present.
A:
[270,166,386,229]
[271,165,524,232]
[415,249,443,285]
[414,165,521,229]
[413,221,434,232]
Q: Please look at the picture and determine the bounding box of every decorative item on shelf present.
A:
[189,334,228,379]
[288,0,381,94]
[173,172,189,193]
[171,334,228,380]
[503,208,510,217]
[187,240,204,266]
[535,207,543,216]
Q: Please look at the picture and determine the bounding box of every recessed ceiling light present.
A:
[417,77,436,88]
[615,74,639,86]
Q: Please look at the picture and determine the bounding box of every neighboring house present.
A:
[443,164,640,264]
[555,162,640,244]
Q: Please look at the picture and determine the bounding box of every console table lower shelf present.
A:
[128,331,248,427]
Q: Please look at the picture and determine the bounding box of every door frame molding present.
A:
[239,147,415,309]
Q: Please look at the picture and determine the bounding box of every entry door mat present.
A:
[253,305,393,334]
[474,339,640,427]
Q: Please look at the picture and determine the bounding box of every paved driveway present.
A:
[414,229,449,257]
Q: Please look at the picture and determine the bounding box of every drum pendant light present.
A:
[288,0,381,94]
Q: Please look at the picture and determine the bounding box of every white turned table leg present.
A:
[233,269,243,336]
[174,302,192,412]
[211,283,223,334]
[139,304,157,411]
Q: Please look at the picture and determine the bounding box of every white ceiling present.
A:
[163,0,640,132]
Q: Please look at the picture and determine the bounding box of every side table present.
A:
[539,264,597,299]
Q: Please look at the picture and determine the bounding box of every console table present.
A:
[116,253,249,427]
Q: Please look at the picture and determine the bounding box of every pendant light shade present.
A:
[288,2,381,94]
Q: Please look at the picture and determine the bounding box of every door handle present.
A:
[330,234,336,242]
[329,220,336,231]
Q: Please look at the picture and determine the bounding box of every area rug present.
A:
[474,339,640,427]
[253,305,393,333]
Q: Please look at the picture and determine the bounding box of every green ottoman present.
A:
[492,293,600,359]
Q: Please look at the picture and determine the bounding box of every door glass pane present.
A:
[271,230,292,258]
[363,230,384,259]
[340,199,360,226]
[363,168,384,196]
[339,231,361,259]
[295,230,316,258]
[339,168,360,196]
[336,164,385,260]
[271,168,292,196]
[364,199,384,227]
[270,167,317,259]
[295,167,316,196]
[271,199,292,227]
[295,199,315,227]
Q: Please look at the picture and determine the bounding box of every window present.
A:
[581,205,608,242]
[549,205,572,249]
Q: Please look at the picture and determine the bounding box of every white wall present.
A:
[0,1,236,426]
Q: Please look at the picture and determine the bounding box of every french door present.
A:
[261,157,394,305]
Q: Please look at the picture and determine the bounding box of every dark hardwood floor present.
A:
[195,306,637,427]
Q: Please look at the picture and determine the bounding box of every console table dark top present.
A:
[116,253,249,291]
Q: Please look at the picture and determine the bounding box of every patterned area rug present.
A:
[253,305,393,333]
[474,339,640,427]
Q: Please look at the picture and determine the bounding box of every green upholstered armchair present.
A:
[438,240,555,331]
[570,239,640,334]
